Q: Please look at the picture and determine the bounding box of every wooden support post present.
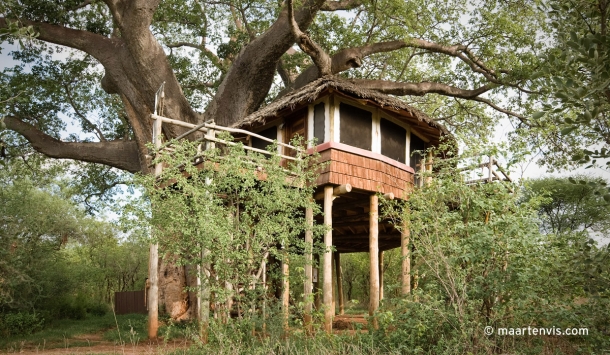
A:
[379,251,384,301]
[369,194,380,329]
[262,260,267,332]
[335,252,345,315]
[147,243,159,339]
[282,256,290,333]
[323,185,334,333]
[314,255,321,311]
[199,249,211,343]
[401,220,411,295]
[148,115,162,340]
[303,207,314,333]
[332,252,336,314]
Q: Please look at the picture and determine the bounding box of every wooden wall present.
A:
[315,146,414,198]
[115,290,147,315]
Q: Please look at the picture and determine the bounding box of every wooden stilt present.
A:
[335,252,345,315]
[332,252,336,314]
[199,249,211,343]
[401,220,411,295]
[314,254,321,311]
[369,194,379,329]
[303,207,314,333]
[262,260,267,332]
[323,185,334,333]
[379,251,384,301]
[282,256,290,333]
[147,244,159,339]
[148,114,162,340]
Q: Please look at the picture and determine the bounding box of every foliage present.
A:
[0,158,147,330]
[523,175,610,236]
[526,0,610,171]
[376,160,608,354]
[0,313,148,351]
[0,312,45,337]
[138,135,325,329]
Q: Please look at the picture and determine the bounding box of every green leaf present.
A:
[561,126,577,135]
[532,111,545,119]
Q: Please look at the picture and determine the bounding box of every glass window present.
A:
[380,118,407,163]
[340,103,372,150]
[313,102,325,144]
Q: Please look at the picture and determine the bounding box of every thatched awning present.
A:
[232,76,450,137]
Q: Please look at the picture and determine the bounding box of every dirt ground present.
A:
[2,316,368,354]
[1,333,192,355]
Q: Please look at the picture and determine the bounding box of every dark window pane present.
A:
[380,118,406,163]
[313,102,325,144]
[252,126,277,151]
[409,133,427,169]
[340,103,372,150]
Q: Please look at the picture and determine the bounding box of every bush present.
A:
[0,311,46,337]
[87,302,109,317]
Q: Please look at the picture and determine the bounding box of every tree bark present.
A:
[4,116,141,172]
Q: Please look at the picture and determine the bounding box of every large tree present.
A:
[0,0,547,319]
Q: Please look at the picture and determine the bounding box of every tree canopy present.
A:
[0,0,550,178]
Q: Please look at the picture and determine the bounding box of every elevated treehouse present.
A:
[149,77,451,333]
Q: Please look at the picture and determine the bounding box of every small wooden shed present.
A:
[232,77,449,331]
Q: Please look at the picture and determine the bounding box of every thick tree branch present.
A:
[205,0,327,126]
[288,0,332,76]
[293,38,511,90]
[321,0,363,11]
[0,18,116,64]
[4,116,141,172]
[348,79,496,98]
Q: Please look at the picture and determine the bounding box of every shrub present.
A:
[0,311,46,337]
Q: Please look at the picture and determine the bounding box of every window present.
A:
[380,118,407,163]
[339,103,372,150]
[409,133,427,169]
[313,102,325,144]
[251,126,277,151]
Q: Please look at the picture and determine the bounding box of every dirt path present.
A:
[2,335,191,355]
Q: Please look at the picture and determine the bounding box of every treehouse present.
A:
[148,77,451,334]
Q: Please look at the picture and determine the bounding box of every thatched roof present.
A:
[232,76,450,136]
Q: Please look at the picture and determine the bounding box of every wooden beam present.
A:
[314,184,352,200]
[148,116,162,340]
[323,185,334,333]
[379,251,384,301]
[335,252,345,315]
[147,244,159,339]
[303,207,314,334]
[369,194,380,330]
[314,254,321,311]
[401,220,411,295]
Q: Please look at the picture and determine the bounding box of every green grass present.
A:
[0,313,151,352]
